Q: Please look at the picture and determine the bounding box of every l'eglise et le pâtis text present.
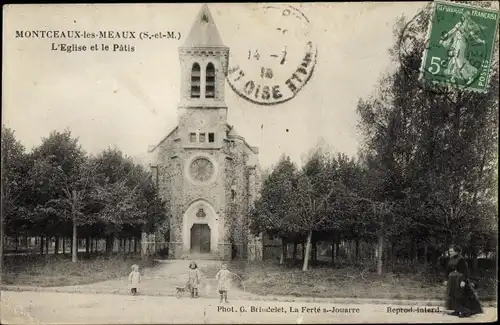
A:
[15,30,182,53]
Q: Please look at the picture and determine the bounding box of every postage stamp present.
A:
[419,1,499,92]
[226,4,317,105]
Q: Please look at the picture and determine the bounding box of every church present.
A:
[148,4,263,260]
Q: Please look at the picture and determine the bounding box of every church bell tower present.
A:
[178,4,230,148]
[178,5,229,109]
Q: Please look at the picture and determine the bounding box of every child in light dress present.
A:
[128,264,141,295]
[215,262,231,303]
[188,261,201,298]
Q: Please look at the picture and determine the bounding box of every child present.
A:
[128,264,141,296]
[215,262,231,303]
[188,261,201,298]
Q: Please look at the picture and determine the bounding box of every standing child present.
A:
[215,262,231,303]
[128,264,141,296]
[188,261,201,298]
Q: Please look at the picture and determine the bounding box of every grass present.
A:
[204,259,497,301]
[1,253,157,287]
[2,255,496,302]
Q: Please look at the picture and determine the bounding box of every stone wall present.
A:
[226,136,250,259]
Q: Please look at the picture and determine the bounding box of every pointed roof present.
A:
[182,4,226,48]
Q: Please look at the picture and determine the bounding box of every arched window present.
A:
[191,63,201,98]
[205,63,215,99]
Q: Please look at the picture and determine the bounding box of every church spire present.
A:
[177,4,229,109]
[183,4,226,48]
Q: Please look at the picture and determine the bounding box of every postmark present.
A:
[419,1,499,93]
[226,4,317,105]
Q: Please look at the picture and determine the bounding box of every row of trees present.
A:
[250,1,498,273]
[1,127,169,267]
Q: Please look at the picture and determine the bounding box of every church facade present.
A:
[149,4,263,260]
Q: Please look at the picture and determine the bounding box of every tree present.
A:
[294,148,345,271]
[30,130,91,262]
[293,172,338,271]
[1,126,31,270]
[250,155,301,264]
[357,0,498,271]
[91,148,169,258]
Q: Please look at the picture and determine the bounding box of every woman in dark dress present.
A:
[444,245,483,318]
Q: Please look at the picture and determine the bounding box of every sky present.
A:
[2,2,425,170]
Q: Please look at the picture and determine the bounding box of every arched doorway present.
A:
[182,199,219,253]
[190,224,211,253]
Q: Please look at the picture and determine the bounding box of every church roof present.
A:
[182,4,226,48]
[148,126,178,153]
[226,124,259,154]
[226,124,240,137]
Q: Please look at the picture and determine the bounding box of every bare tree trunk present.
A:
[72,217,77,263]
[54,236,59,255]
[141,229,147,260]
[377,231,384,275]
[331,231,336,264]
[24,231,29,248]
[293,242,297,260]
[105,236,111,253]
[85,236,90,256]
[312,239,317,262]
[335,235,340,259]
[411,240,417,263]
[391,241,397,268]
[423,241,428,264]
[355,238,360,262]
[62,238,66,254]
[90,238,94,254]
[331,241,335,264]
[15,235,18,252]
[129,237,132,253]
[134,237,138,253]
[45,236,50,254]
[280,239,286,265]
[302,230,313,271]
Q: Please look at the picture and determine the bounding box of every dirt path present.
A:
[2,291,497,324]
[46,259,256,299]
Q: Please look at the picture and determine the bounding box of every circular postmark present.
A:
[226,4,317,105]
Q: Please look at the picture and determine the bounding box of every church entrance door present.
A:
[190,224,211,253]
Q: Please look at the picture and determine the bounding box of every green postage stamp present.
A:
[420,1,499,92]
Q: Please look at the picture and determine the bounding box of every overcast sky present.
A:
[3,2,425,169]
